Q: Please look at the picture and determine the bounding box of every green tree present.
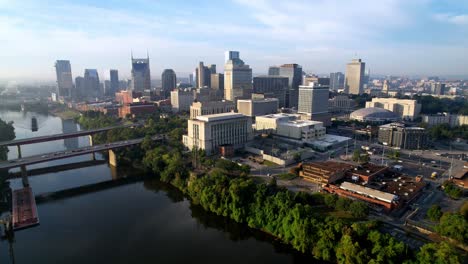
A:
[336,234,367,264]
[426,204,442,222]
[435,212,468,243]
[0,118,15,161]
[349,201,368,218]
[352,149,361,162]
[140,135,155,151]
[416,242,461,264]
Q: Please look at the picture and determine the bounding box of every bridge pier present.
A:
[108,149,118,167]
[20,165,29,187]
[17,145,22,159]
[88,135,95,160]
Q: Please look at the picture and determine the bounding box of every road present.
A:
[0,122,142,147]
[0,136,163,170]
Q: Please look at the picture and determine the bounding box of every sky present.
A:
[1,0,468,81]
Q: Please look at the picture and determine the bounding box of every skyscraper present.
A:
[279,64,302,108]
[224,51,240,63]
[211,73,224,91]
[329,72,345,91]
[84,69,100,99]
[253,76,288,108]
[268,66,280,76]
[298,83,330,125]
[55,60,73,98]
[161,69,177,98]
[224,52,252,104]
[344,58,365,95]
[131,55,151,91]
[196,62,212,88]
[110,69,119,95]
[75,76,84,99]
[189,73,194,86]
[209,64,216,74]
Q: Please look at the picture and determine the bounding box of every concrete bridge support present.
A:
[17,145,22,159]
[21,165,29,187]
[108,149,118,167]
[88,135,95,160]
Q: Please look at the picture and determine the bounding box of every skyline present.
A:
[1,0,468,80]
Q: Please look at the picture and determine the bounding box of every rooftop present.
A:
[350,163,388,177]
[340,181,398,203]
[350,107,400,121]
[303,161,354,173]
[280,119,323,128]
[257,113,299,120]
[238,98,279,103]
[196,112,246,122]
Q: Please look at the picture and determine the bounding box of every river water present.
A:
[0,110,314,264]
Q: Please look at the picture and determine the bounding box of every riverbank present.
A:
[48,107,81,120]
[76,112,465,264]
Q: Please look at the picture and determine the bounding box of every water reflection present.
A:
[62,119,78,150]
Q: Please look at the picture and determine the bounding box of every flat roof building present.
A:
[237,98,279,117]
[190,100,235,120]
[378,123,428,150]
[298,83,331,126]
[183,112,253,155]
[365,98,421,121]
[253,76,288,108]
[345,58,365,95]
[300,161,354,185]
[255,113,325,142]
[171,89,194,113]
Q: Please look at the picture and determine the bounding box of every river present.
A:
[0,110,315,264]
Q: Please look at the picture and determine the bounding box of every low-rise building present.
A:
[119,102,157,118]
[300,161,354,185]
[237,98,279,117]
[365,98,421,121]
[255,113,325,141]
[190,100,235,119]
[183,112,253,155]
[378,123,428,149]
[349,163,388,182]
[422,113,468,127]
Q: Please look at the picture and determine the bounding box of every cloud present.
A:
[0,0,467,80]
[435,13,468,25]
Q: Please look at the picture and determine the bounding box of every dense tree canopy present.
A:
[0,118,15,161]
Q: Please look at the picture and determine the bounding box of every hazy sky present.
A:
[1,0,468,81]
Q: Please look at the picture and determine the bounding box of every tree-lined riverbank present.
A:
[76,110,465,263]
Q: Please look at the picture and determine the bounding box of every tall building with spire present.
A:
[130,53,151,91]
[55,60,73,98]
[224,51,252,104]
[344,58,365,95]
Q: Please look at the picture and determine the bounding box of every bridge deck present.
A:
[0,123,141,147]
[0,135,163,170]
[12,187,39,230]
